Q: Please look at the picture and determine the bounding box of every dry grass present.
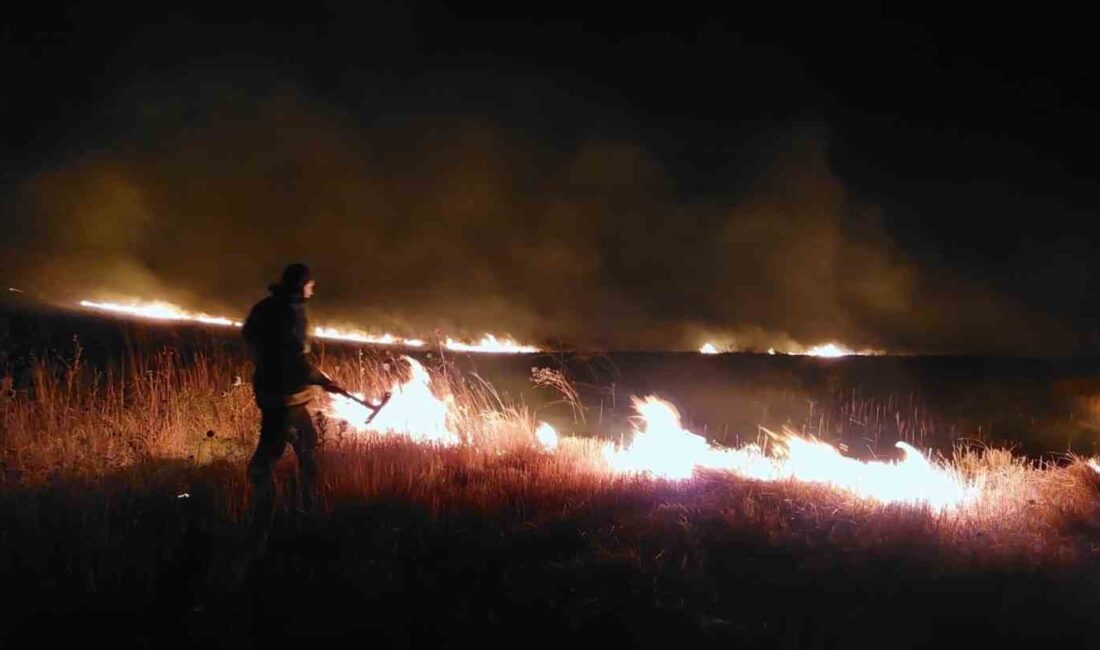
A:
[1,343,257,482]
[3,342,1100,562]
[4,339,1100,642]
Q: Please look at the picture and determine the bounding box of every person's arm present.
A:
[291,304,343,392]
[241,302,261,348]
[309,365,344,393]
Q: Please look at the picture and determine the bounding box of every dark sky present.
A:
[3,8,1099,354]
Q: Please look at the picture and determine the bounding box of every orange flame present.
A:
[325,357,459,444]
[444,334,539,354]
[82,296,975,508]
[79,300,243,327]
[312,325,424,348]
[78,297,538,354]
[805,343,851,357]
[800,342,884,357]
[598,397,979,509]
[700,341,883,357]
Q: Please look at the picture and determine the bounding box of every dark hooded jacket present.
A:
[242,286,331,407]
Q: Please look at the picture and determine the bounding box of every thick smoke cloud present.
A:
[0,86,1072,354]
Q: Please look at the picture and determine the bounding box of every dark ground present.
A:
[3,460,1099,648]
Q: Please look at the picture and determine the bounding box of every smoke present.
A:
[0,86,1074,354]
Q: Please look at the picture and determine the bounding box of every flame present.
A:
[805,343,851,358]
[312,325,424,348]
[603,397,722,479]
[798,342,883,357]
[444,334,539,354]
[601,396,979,509]
[76,293,984,509]
[79,300,243,327]
[77,297,537,353]
[325,357,459,444]
[535,422,559,450]
[751,342,884,357]
[704,341,883,357]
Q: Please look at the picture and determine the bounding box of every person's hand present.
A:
[322,380,347,395]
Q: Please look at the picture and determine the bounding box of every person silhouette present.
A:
[240,263,342,551]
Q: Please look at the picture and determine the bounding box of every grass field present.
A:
[3,308,1100,646]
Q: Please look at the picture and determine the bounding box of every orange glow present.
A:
[795,342,882,357]
[80,296,985,510]
[325,356,459,444]
[77,297,539,353]
[598,396,979,509]
[444,334,539,354]
[707,341,883,357]
[805,343,851,358]
[79,300,243,327]
[312,325,424,348]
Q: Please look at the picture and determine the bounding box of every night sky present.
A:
[3,8,1099,354]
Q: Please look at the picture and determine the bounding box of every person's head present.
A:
[278,263,315,299]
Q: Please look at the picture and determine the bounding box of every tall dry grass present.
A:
[1,339,1099,568]
[6,341,1100,643]
[1,342,257,482]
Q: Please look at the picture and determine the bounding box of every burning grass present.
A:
[3,340,1100,642]
[3,341,1100,555]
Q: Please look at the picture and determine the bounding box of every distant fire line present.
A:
[77,299,539,354]
[74,298,881,357]
[698,341,883,358]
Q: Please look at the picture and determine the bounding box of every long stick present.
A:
[341,390,392,425]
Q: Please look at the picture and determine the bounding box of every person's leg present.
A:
[246,407,288,551]
[288,404,320,514]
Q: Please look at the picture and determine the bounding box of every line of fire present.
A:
[4,11,1100,646]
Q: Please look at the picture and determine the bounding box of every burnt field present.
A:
[3,301,1100,646]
